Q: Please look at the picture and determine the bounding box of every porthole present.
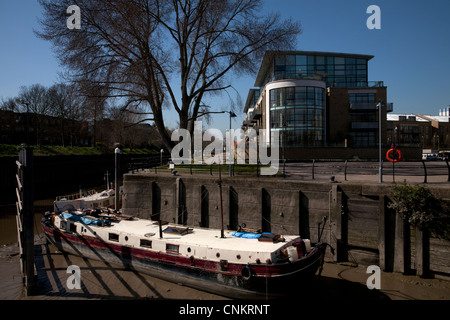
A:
[216,252,220,258]
[236,254,241,260]
[125,236,129,241]
[187,247,191,253]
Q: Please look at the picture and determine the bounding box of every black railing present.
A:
[128,155,171,173]
[129,158,450,183]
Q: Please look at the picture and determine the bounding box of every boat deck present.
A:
[111,218,298,253]
[54,213,303,264]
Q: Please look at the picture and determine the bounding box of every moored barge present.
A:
[41,210,328,299]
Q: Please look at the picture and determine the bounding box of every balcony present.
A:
[387,102,393,112]
[351,122,379,130]
[350,102,377,111]
[267,73,384,88]
[332,81,384,88]
[349,102,393,112]
[251,106,262,122]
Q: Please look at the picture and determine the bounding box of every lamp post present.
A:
[19,99,30,146]
[223,110,237,176]
[114,147,120,211]
[377,100,385,183]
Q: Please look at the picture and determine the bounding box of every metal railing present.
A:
[131,157,450,183]
[127,155,171,173]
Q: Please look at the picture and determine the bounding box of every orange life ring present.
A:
[386,148,402,163]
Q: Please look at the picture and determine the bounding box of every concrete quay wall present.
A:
[122,172,450,279]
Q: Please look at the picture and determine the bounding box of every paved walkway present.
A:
[139,161,450,185]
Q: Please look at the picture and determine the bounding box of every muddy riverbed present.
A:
[1,197,449,303]
[1,236,449,301]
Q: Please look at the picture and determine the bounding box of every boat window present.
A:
[109,233,119,242]
[166,244,179,254]
[140,239,152,248]
[69,223,77,233]
[60,220,67,230]
[162,226,191,235]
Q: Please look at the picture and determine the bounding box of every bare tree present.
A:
[17,84,53,146]
[0,97,19,112]
[36,0,301,152]
[47,82,85,146]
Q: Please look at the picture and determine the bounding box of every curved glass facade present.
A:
[270,86,326,147]
[270,85,326,147]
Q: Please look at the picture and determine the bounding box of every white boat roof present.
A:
[110,218,299,253]
[82,189,115,201]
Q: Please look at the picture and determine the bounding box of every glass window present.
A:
[287,109,295,126]
[286,55,296,65]
[335,57,345,65]
[275,55,285,65]
[140,239,152,248]
[276,88,283,107]
[296,55,307,65]
[274,65,286,73]
[357,69,367,75]
[316,56,325,65]
[166,243,179,254]
[109,233,119,242]
[286,87,295,105]
[315,88,324,105]
[346,64,356,73]
[307,87,315,106]
[346,57,356,65]
[295,87,306,104]
[270,89,276,107]
[357,58,366,65]
[286,65,296,74]
[357,64,367,70]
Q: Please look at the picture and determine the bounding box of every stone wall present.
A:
[122,172,450,279]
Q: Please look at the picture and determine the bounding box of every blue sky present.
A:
[1,0,449,133]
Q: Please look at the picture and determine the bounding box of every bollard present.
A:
[421,160,427,184]
[312,160,315,180]
[344,160,348,181]
[446,159,450,182]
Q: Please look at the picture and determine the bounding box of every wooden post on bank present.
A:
[393,211,411,274]
[415,227,431,278]
[16,147,36,295]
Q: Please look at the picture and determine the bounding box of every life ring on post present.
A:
[241,265,253,281]
[386,148,402,163]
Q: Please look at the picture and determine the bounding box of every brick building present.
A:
[387,107,450,152]
[242,50,401,160]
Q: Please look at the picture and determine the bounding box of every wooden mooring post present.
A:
[16,147,36,295]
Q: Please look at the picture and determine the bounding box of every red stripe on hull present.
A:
[41,221,327,299]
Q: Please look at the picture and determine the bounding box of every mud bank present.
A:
[1,236,449,301]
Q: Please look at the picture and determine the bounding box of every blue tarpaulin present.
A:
[232,232,276,239]
[61,212,109,226]
[232,232,261,239]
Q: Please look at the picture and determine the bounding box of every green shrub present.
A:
[388,182,450,240]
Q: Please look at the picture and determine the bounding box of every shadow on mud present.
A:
[277,275,390,300]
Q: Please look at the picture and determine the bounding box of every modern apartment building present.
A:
[242,51,395,159]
